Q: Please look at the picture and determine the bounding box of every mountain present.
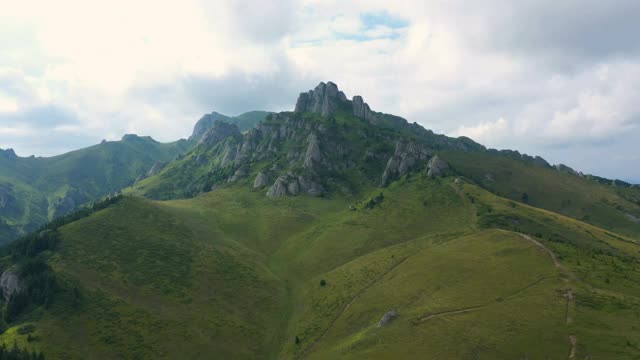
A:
[0,135,191,244]
[0,82,639,359]
[189,111,273,142]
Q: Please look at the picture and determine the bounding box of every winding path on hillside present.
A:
[515,232,560,267]
[414,275,557,324]
[297,256,410,359]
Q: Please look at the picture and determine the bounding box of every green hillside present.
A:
[0,82,638,359]
[0,174,637,359]
[444,150,640,238]
[0,136,191,244]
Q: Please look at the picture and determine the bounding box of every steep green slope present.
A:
[0,136,191,244]
[1,174,638,359]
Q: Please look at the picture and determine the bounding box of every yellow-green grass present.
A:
[444,150,640,238]
[2,175,639,359]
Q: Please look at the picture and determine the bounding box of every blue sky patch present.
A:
[360,11,409,30]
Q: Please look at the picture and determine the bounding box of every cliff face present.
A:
[135,82,484,200]
[293,81,410,130]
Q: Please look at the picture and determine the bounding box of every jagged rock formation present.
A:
[303,133,322,169]
[135,161,168,185]
[555,164,582,177]
[148,161,167,177]
[190,112,232,142]
[198,121,242,147]
[0,184,17,211]
[352,95,383,125]
[49,189,85,219]
[294,81,347,117]
[139,82,488,199]
[228,166,249,182]
[294,82,409,130]
[533,156,551,168]
[381,142,431,186]
[377,309,398,328]
[253,172,269,188]
[266,172,324,197]
[0,148,17,159]
[426,155,450,178]
[0,265,20,301]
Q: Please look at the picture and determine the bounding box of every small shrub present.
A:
[319,279,326,287]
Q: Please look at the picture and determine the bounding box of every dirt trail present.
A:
[415,276,555,324]
[516,233,560,267]
[568,335,577,359]
[565,290,574,324]
[414,305,486,323]
[297,256,410,359]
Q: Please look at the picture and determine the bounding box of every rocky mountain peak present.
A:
[190,112,232,142]
[0,148,17,159]
[198,120,242,147]
[294,81,348,117]
[294,81,408,129]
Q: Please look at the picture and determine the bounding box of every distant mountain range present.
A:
[0,111,270,244]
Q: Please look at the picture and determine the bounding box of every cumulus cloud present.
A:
[0,0,639,181]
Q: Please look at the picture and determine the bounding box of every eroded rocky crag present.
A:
[141,82,486,199]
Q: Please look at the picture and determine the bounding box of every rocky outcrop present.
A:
[381,142,431,186]
[147,161,167,177]
[626,213,640,223]
[189,112,232,142]
[0,148,17,160]
[0,184,17,210]
[294,81,347,117]
[533,156,551,168]
[555,164,581,176]
[198,121,242,148]
[0,265,20,301]
[253,172,269,188]
[50,189,83,219]
[352,95,382,125]
[266,172,324,197]
[303,133,322,169]
[266,173,296,197]
[228,166,249,182]
[134,174,145,185]
[426,155,450,178]
[135,161,168,185]
[377,309,398,328]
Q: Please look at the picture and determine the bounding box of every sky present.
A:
[0,0,639,183]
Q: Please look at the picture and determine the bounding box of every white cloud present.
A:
[0,0,639,180]
[0,97,18,112]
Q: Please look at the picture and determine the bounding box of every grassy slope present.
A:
[444,150,640,238]
[0,137,191,244]
[1,172,638,359]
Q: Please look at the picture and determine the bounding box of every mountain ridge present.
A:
[0,81,639,359]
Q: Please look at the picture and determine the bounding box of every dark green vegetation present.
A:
[0,110,271,244]
[0,82,639,358]
[0,137,191,244]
